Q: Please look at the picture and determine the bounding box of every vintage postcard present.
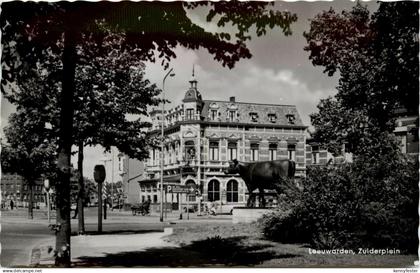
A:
[1,0,418,271]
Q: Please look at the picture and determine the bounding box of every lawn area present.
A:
[163,221,418,267]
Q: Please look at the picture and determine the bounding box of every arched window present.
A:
[226,180,238,203]
[207,180,220,201]
[185,180,196,202]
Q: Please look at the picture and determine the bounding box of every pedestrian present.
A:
[10,199,14,210]
[72,202,78,219]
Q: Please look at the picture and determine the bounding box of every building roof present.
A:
[200,100,304,127]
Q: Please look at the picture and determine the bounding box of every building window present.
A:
[249,112,258,122]
[251,143,259,161]
[154,149,158,166]
[269,143,278,160]
[312,145,320,164]
[268,113,277,123]
[228,111,236,122]
[228,142,237,161]
[186,180,196,202]
[288,144,296,161]
[172,144,176,164]
[226,180,238,202]
[209,141,219,161]
[153,195,158,203]
[186,108,194,120]
[210,109,218,121]
[185,140,196,162]
[142,196,145,202]
[208,180,220,202]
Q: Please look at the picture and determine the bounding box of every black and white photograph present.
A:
[0,0,418,270]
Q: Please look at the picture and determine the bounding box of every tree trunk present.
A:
[77,142,85,234]
[55,25,77,267]
[28,182,33,219]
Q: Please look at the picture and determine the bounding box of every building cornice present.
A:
[148,120,308,136]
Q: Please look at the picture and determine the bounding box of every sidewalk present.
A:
[31,228,176,266]
[24,211,231,267]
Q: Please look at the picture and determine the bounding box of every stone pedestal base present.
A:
[232,207,273,224]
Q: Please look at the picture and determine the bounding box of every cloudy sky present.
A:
[1,1,379,180]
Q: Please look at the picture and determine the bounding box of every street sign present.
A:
[167,185,192,194]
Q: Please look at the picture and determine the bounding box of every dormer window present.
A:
[228,110,237,122]
[286,113,296,124]
[249,112,259,122]
[210,109,218,121]
[186,108,194,120]
[268,113,277,123]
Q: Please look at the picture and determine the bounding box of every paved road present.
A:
[1,207,231,267]
[1,220,53,267]
[0,208,169,267]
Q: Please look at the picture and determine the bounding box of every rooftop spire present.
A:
[189,64,197,88]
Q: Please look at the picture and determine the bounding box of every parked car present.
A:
[204,202,235,215]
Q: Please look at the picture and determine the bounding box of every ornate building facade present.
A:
[138,74,307,209]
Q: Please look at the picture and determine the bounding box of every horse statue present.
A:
[224,159,297,207]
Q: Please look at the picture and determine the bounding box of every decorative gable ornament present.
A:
[208,133,221,140]
[247,134,262,141]
[209,102,219,109]
[227,133,241,140]
[183,130,197,138]
[227,103,238,110]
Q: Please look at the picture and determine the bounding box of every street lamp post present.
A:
[44,179,51,223]
[118,153,126,211]
[160,68,175,222]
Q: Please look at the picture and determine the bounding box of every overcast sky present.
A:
[1,1,379,180]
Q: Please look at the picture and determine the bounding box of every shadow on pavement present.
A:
[71,229,162,236]
[73,236,300,267]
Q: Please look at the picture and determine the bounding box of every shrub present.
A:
[261,154,418,253]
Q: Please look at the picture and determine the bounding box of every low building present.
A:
[306,110,419,166]
[138,73,307,211]
[117,153,144,206]
[1,173,45,208]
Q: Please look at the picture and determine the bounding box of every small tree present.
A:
[2,2,298,266]
[1,111,57,219]
[3,24,161,234]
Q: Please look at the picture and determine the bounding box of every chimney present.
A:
[229,96,235,102]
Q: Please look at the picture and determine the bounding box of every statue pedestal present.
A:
[232,207,273,224]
